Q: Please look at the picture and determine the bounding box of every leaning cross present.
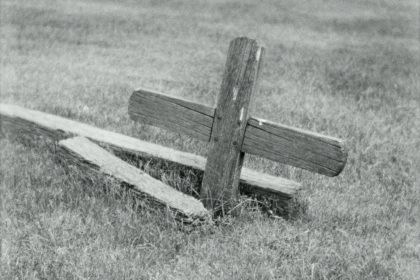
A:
[128,37,348,215]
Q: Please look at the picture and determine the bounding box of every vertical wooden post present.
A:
[200,37,264,215]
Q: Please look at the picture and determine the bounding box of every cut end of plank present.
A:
[229,37,265,66]
[58,136,210,220]
[230,37,264,48]
[240,167,301,198]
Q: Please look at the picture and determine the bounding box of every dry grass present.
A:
[1,0,419,279]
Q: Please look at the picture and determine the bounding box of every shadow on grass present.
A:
[115,150,309,222]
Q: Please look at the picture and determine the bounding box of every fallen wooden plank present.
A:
[0,103,300,201]
[127,89,347,176]
[240,167,298,199]
[129,89,215,141]
[58,136,209,219]
[243,117,348,177]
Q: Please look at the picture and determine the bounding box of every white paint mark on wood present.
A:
[256,47,262,62]
[232,87,238,101]
[257,118,270,126]
[239,108,244,123]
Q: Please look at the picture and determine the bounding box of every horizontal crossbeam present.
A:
[0,103,299,201]
[129,89,347,176]
[128,89,214,141]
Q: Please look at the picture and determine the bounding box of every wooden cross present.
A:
[128,37,347,215]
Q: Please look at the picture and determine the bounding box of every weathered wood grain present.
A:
[0,103,300,202]
[200,37,265,213]
[243,117,348,176]
[127,88,347,176]
[58,136,209,219]
[129,89,215,141]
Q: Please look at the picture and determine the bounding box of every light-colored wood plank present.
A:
[0,103,300,201]
[200,37,265,213]
[128,88,215,141]
[243,117,348,176]
[58,136,209,219]
[240,167,298,199]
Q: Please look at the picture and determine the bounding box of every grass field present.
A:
[1,0,419,279]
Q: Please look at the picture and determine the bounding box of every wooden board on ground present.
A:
[59,136,209,219]
[128,89,347,177]
[0,103,300,202]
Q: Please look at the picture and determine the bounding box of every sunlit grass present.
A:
[1,0,419,279]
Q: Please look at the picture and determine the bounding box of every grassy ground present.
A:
[1,0,419,279]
